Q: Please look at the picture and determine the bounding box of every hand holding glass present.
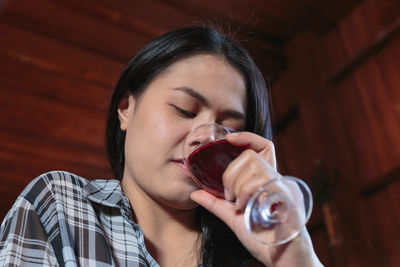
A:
[183,123,313,246]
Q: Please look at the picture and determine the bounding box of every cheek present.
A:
[145,109,177,141]
[126,108,182,161]
[150,114,188,153]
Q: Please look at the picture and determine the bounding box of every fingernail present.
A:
[224,189,232,201]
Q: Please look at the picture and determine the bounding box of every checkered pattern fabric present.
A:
[0,171,159,266]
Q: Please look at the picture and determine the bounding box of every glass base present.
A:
[244,176,313,246]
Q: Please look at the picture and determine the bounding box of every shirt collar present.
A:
[83,179,130,209]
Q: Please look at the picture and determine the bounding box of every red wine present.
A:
[188,140,246,197]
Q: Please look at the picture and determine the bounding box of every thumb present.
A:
[190,190,237,228]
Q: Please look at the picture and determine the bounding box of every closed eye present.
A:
[171,105,197,118]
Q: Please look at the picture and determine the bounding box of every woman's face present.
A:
[119,54,247,209]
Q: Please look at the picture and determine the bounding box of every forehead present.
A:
[151,54,247,107]
[163,53,244,81]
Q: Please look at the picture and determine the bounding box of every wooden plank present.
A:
[368,187,400,266]
[341,2,373,56]
[318,2,400,265]
[388,181,400,235]
[273,107,299,134]
[57,0,287,78]
[361,166,400,197]
[1,0,149,61]
[323,6,400,182]
[287,0,359,35]
[249,0,307,25]
[350,63,392,172]
[270,62,300,120]
[353,58,400,173]
[323,13,392,185]
[377,37,400,111]
[0,22,121,87]
[0,0,10,12]
[320,84,380,266]
[336,78,382,183]
[321,29,349,76]
[287,32,337,162]
[362,0,400,30]
[0,53,112,112]
[57,0,192,37]
[276,119,313,180]
[0,130,112,181]
[336,3,400,175]
[327,17,400,83]
[0,129,109,171]
[164,0,299,41]
[0,0,287,82]
[0,83,106,148]
[319,81,377,266]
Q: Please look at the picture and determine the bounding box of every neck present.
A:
[121,176,201,266]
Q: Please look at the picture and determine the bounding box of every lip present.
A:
[172,159,192,177]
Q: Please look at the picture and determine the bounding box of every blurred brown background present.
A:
[0,0,399,266]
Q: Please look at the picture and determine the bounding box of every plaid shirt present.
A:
[0,171,160,266]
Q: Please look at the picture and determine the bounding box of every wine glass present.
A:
[183,123,313,246]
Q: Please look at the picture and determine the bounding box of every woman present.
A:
[0,26,322,266]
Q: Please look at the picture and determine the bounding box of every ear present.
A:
[117,95,135,131]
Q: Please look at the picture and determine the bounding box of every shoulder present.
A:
[20,171,94,211]
[21,171,89,201]
[20,171,123,212]
[30,170,90,187]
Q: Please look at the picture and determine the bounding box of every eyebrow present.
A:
[173,86,246,121]
[173,86,209,106]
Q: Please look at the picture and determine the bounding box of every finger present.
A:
[226,132,276,170]
[233,174,268,211]
[226,132,272,153]
[223,149,276,205]
[222,150,262,202]
[222,150,253,201]
[190,190,237,229]
[232,164,277,210]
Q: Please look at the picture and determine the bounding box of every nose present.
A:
[185,123,231,152]
[188,125,217,149]
[183,123,231,160]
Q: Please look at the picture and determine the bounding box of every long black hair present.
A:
[106,26,272,266]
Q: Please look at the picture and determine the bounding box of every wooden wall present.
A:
[0,1,125,217]
[271,0,400,265]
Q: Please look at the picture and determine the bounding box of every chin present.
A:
[159,190,199,210]
[155,171,201,209]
